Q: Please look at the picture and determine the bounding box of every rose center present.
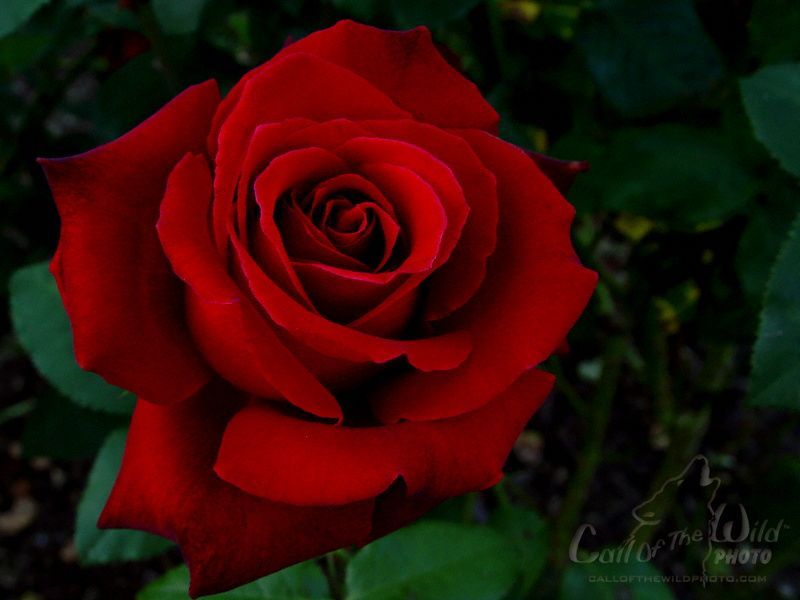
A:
[272,183,404,273]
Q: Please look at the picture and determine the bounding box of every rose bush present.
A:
[40,20,596,596]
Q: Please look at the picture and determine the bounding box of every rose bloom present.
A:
[40,20,596,596]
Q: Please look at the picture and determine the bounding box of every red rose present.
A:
[40,20,596,596]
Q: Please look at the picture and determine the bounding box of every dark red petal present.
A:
[39,81,220,404]
[159,150,378,404]
[337,134,474,330]
[228,229,472,371]
[157,153,239,304]
[98,383,372,597]
[279,118,373,156]
[212,52,408,249]
[309,172,398,222]
[156,154,341,420]
[280,203,371,271]
[371,132,597,423]
[234,118,316,248]
[357,162,446,273]
[280,20,499,131]
[234,121,371,269]
[186,294,342,421]
[215,369,554,506]
[292,262,406,324]
[251,147,348,306]
[526,151,589,195]
[359,120,499,322]
[340,137,468,269]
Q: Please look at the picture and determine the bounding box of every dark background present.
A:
[1,0,799,598]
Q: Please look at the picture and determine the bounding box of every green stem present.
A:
[550,356,588,417]
[695,343,735,393]
[322,551,346,600]
[551,336,626,568]
[644,302,674,429]
[486,0,513,83]
[462,491,478,522]
[628,408,710,547]
[0,400,34,426]
[493,481,513,511]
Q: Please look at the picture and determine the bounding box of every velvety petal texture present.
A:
[98,382,374,597]
[42,81,220,403]
[101,371,554,595]
[41,19,596,598]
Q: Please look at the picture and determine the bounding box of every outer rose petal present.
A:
[215,369,554,507]
[207,21,499,155]
[280,20,499,131]
[98,382,374,597]
[40,81,220,404]
[526,151,590,195]
[371,132,598,423]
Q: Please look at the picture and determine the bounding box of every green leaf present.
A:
[9,262,134,415]
[554,125,757,229]
[345,521,520,600]
[561,559,675,600]
[96,51,172,142]
[0,31,53,72]
[735,178,798,300]
[488,506,549,594]
[152,0,209,35]
[137,561,332,599]
[577,0,722,117]
[742,457,800,574]
[741,63,800,178]
[390,0,482,28]
[749,0,800,63]
[748,212,800,409]
[87,1,141,30]
[0,0,50,38]
[22,394,126,460]
[76,429,173,564]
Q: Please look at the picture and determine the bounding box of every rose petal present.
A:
[157,153,239,304]
[212,52,409,250]
[251,147,349,306]
[371,132,597,423]
[292,262,406,324]
[214,369,554,506]
[98,382,371,597]
[157,154,341,420]
[340,137,468,269]
[356,162,447,274]
[358,120,499,322]
[337,135,474,330]
[39,81,219,404]
[186,294,342,421]
[526,151,589,195]
[235,118,317,247]
[228,229,472,371]
[280,20,499,131]
[280,202,371,271]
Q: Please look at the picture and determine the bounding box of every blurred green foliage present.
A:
[1,0,799,599]
[10,263,134,414]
